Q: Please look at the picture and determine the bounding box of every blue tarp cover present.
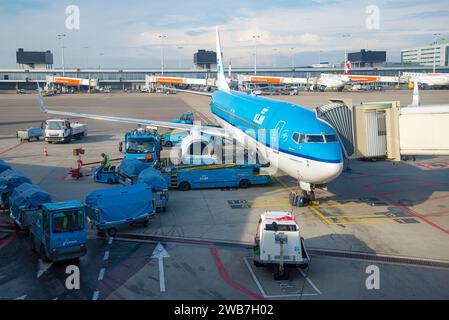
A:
[118,159,152,177]
[9,183,52,209]
[0,170,32,193]
[86,183,154,225]
[137,168,168,191]
[0,160,12,174]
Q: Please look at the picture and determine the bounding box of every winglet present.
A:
[37,84,48,113]
[411,79,420,107]
[215,27,230,92]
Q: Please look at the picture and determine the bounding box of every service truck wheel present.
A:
[239,179,250,189]
[30,234,36,253]
[165,141,173,148]
[179,181,191,191]
[40,245,50,262]
[143,219,149,228]
[107,228,117,237]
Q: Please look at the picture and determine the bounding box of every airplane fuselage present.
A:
[210,90,344,184]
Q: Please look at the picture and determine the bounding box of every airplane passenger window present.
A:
[325,134,338,142]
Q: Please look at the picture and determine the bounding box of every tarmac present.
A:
[1,90,449,300]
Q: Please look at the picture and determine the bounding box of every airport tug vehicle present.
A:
[119,128,161,162]
[253,211,309,280]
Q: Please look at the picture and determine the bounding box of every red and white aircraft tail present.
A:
[343,61,351,75]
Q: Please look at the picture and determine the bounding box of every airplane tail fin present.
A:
[215,27,230,91]
[343,61,351,75]
[411,80,420,107]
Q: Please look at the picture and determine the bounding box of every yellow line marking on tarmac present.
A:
[309,206,333,225]
[273,176,294,193]
[309,205,394,225]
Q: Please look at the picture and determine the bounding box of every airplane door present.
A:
[271,120,286,153]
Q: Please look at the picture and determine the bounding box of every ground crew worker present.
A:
[101,153,112,171]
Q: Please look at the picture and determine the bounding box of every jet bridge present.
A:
[316,99,449,161]
[144,75,216,92]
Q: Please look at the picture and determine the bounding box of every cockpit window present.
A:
[325,134,338,142]
[292,132,336,144]
[305,135,324,143]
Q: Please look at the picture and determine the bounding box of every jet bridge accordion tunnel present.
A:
[316,99,449,161]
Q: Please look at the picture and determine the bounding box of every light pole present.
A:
[252,34,260,75]
[290,47,295,70]
[83,46,89,69]
[159,34,167,75]
[342,34,351,64]
[177,46,184,69]
[57,34,66,76]
[433,33,441,73]
[318,50,323,64]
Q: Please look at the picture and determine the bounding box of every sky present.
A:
[0,0,448,69]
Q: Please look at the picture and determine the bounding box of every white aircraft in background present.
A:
[403,72,449,88]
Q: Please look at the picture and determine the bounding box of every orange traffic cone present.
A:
[43,147,48,157]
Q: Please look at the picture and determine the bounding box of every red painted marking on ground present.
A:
[363,177,408,187]
[0,142,22,155]
[380,182,447,196]
[0,231,18,251]
[210,247,264,300]
[343,175,449,236]
[422,210,449,217]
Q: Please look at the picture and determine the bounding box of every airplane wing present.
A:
[37,87,228,138]
[169,88,213,97]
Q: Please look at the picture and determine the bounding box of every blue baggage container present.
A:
[0,160,12,174]
[9,183,52,228]
[118,158,153,184]
[138,168,169,213]
[86,183,155,236]
[0,169,32,208]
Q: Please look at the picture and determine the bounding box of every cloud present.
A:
[0,0,448,68]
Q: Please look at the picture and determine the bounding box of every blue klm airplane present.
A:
[38,28,343,201]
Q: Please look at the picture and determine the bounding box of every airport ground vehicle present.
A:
[43,119,87,143]
[161,130,213,148]
[0,170,32,209]
[137,168,169,213]
[253,211,309,280]
[86,183,155,237]
[163,163,271,191]
[119,128,161,162]
[93,166,119,184]
[16,127,43,142]
[171,112,194,124]
[9,183,87,261]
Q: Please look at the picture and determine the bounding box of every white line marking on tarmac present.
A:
[243,257,268,297]
[15,295,27,300]
[151,242,170,293]
[98,268,106,281]
[37,259,53,279]
[298,269,322,295]
[92,291,99,300]
[103,251,110,261]
[243,257,320,298]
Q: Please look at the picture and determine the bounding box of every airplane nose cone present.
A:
[317,161,344,183]
[300,159,344,184]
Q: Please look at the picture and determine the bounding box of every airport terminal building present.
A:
[401,40,449,67]
[1,65,449,90]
